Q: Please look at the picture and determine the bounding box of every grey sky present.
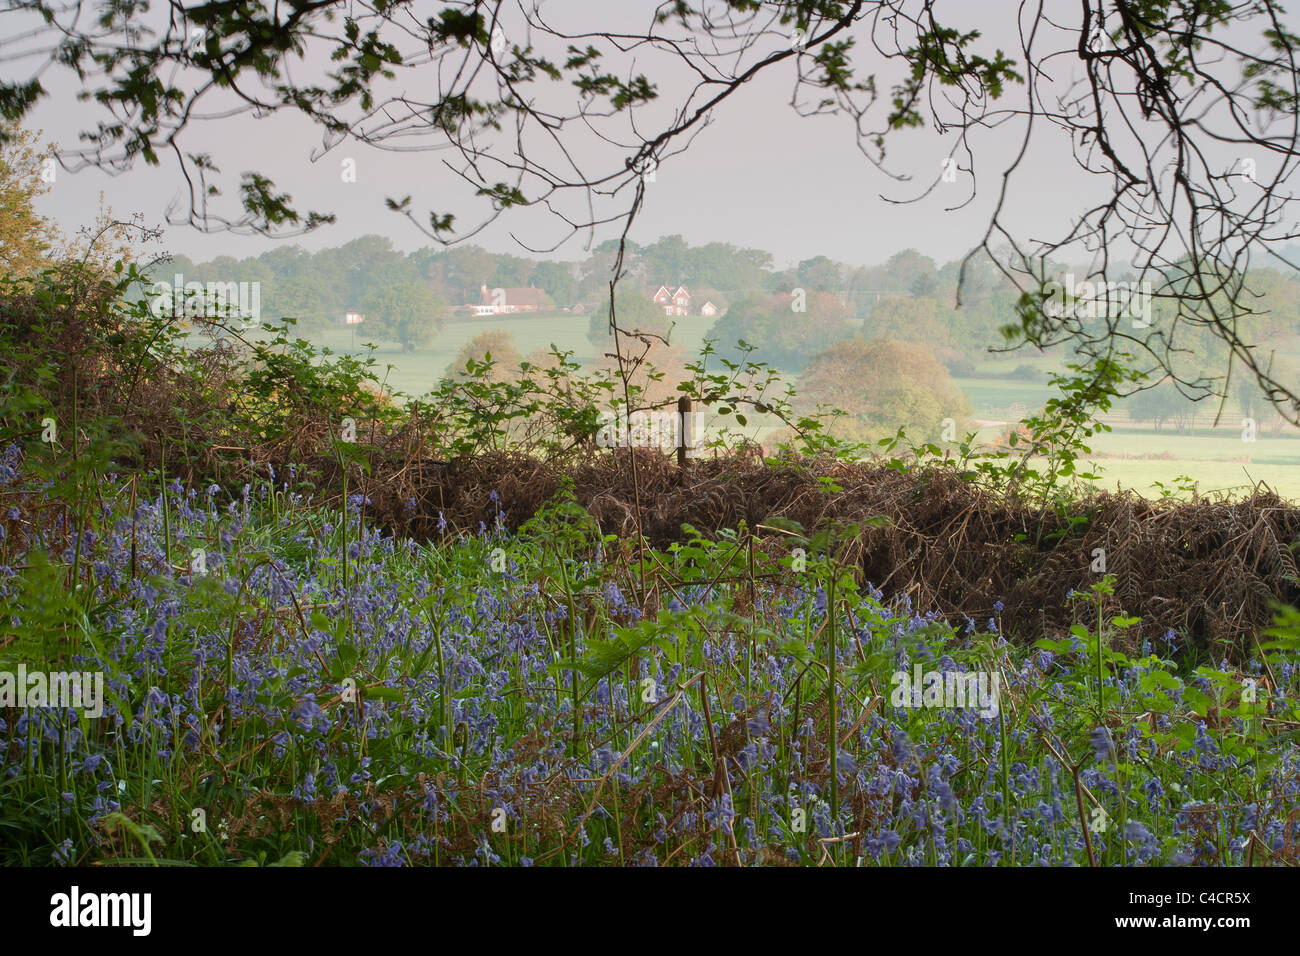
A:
[18,1,1287,270]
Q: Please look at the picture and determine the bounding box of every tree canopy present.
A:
[0,123,58,280]
[4,1,1300,417]
[362,277,445,352]
[796,336,972,442]
[706,291,854,370]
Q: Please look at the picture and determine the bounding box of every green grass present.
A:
[958,426,1300,502]
[303,313,718,401]
[310,313,596,398]
[1080,458,1300,501]
[1089,423,1300,461]
[956,376,1060,420]
[958,375,1300,501]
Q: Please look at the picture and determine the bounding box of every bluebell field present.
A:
[2,440,1297,867]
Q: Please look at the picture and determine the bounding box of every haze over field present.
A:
[143,229,1300,501]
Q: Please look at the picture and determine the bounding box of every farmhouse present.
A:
[651,284,723,317]
[473,282,544,315]
[653,283,691,316]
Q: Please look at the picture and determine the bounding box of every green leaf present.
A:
[1183,688,1213,717]
[776,638,814,665]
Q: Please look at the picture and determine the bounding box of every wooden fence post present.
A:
[677,393,692,469]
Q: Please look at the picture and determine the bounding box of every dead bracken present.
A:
[346,449,1300,661]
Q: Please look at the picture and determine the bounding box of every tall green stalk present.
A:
[1095,598,1105,716]
[999,695,1011,842]
[827,564,839,847]
[340,455,349,595]
[159,447,172,570]
[556,550,581,754]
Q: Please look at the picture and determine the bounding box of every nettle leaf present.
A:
[1182,687,1213,717]
[760,516,805,538]
[1034,637,1071,653]
[777,638,814,665]
[552,612,676,685]
[1139,670,1181,692]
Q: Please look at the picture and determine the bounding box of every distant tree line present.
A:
[154,233,1300,408]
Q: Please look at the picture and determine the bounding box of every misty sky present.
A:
[18,1,1290,272]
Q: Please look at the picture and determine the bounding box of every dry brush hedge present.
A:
[317,448,1300,661]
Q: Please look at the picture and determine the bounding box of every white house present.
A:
[653,284,691,316]
[474,282,545,315]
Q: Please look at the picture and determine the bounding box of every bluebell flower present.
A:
[865,829,902,857]
[52,839,75,866]
[1090,726,1115,763]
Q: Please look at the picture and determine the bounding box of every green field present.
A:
[1079,424,1300,501]
[309,313,597,398]
[305,312,718,399]
[954,375,1059,418]
[946,352,1300,500]
[967,415,1300,501]
[1081,457,1300,501]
